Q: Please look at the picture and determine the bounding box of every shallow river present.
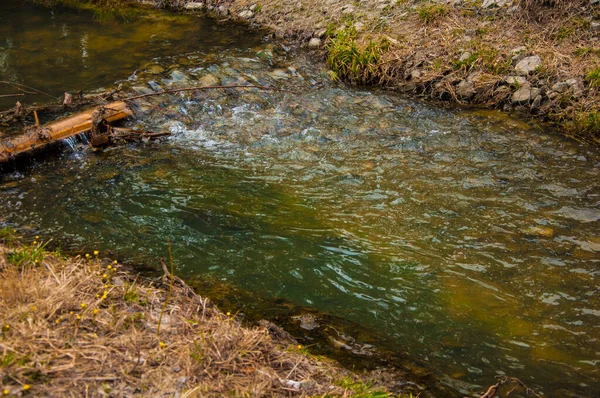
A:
[1,1,600,396]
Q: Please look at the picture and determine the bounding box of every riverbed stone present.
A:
[184,2,204,10]
[146,64,164,75]
[504,75,527,86]
[456,79,476,99]
[199,74,220,87]
[238,10,254,19]
[566,78,584,97]
[314,28,327,38]
[552,81,570,93]
[511,83,540,103]
[515,55,541,75]
[482,0,512,7]
[308,37,321,48]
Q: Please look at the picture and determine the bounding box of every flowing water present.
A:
[1,2,600,397]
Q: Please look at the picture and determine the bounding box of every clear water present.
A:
[1,2,600,397]
[0,0,259,109]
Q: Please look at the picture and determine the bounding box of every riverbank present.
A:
[168,0,600,143]
[0,232,399,397]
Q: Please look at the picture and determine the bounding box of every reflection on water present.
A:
[1,2,600,397]
[0,0,260,109]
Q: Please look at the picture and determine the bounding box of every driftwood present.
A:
[479,376,543,398]
[0,101,132,163]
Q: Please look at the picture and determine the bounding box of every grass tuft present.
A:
[327,27,389,84]
[586,67,600,88]
[416,4,449,24]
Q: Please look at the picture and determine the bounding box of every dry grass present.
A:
[0,240,374,397]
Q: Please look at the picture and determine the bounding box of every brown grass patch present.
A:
[0,242,368,397]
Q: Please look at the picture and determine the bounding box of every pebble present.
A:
[511,83,540,103]
[514,55,541,75]
[238,10,254,19]
[308,37,321,48]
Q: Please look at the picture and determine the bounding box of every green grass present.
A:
[586,67,600,88]
[574,47,600,57]
[0,226,19,245]
[417,4,449,24]
[327,27,389,84]
[324,376,395,398]
[7,241,48,267]
[576,111,600,140]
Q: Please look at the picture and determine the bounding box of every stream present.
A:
[1,1,600,396]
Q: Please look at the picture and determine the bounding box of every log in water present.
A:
[0,101,132,163]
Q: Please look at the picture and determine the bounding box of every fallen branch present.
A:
[0,81,57,99]
[0,101,132,163]
[480,376,543,398]
[0,94,25,98]
[122,84,279,102]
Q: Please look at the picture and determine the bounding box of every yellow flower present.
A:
[92,309,99,316]
[113,260,118,264]
[55,319,61,324]
[102,274,108,279]
[3,324,9,331]
[107,265,112,270]
[35,235,39,239]
[94,250,99,256]
[3,388,9,395]
[69,311,74,316]
[85,253,90,259]
[80,303,87,310]
[226,312,231,316]
[297,345,302,350]
[23,384,30,391]
[33,241,37,245]
[159,341,167,349]
[101,291,108,300]
[76,315,81,320]
[31,306,37,312]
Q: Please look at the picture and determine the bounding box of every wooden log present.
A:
[0,101,133,163]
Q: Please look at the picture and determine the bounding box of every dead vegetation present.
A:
[0,234,393,397]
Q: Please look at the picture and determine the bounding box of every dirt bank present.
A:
[0,232,403,397]
[164,0,599,143]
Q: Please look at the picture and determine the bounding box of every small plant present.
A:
[7,241,48,267]
[586,66,600,88]
[417,4,449,24]
[332,376,391,398]
[573,47,600,57]
[0,227,19,245]
[576,111,600,140]
[327,26,389,84]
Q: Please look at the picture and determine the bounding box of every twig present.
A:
[122,84,279,102]
[0,93,24,98]
[480,376,543,398]
[0,81,57,99]
[156,238,175,336]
